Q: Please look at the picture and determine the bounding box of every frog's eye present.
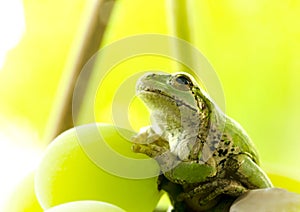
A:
[171,74,193,91]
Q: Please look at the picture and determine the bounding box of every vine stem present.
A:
[44,0,115,143]
[166,0,196,71]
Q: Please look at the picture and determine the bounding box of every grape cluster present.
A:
[7,124,163,212]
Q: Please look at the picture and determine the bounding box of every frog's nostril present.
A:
[145,73,155,79]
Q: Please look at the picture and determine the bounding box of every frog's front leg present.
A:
[225,154,273,189]
[132,126,169,157]
[132,127,180,173]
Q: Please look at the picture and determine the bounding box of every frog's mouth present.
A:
[137,87,198,112]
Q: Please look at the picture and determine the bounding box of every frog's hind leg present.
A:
[178,178,246,209]
[198,179,246,205]
[225,154,273,189]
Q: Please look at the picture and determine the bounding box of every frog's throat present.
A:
[137,89,198,112]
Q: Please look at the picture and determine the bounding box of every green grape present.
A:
[230,188,300,212]
[35,123,162,212]
[4,172,43,212]
[44,200,125,212]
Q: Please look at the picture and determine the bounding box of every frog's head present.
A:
[136,72,216,160]
[136,72,203,113]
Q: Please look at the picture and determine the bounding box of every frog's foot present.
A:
[198,180,246,205]
[132,142,168,158]
[132,127,170,158]
[132,126,161,144]
[178,179,246,210]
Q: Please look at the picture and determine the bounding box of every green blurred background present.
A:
[1,0,300,209]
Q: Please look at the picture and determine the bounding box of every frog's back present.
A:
[224,117,260,164]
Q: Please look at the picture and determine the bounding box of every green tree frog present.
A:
[132,72,272,211]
